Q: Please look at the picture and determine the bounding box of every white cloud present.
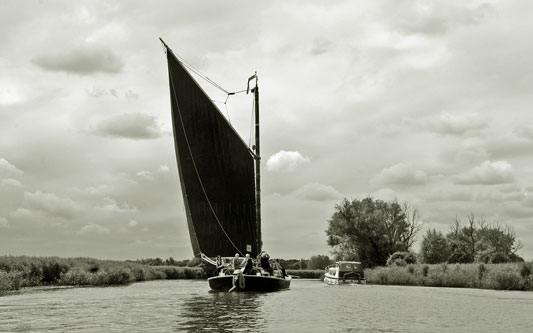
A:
[372,188,398,202]
[10,208,33,219]
[431,111,488,135]
[426,189,473,202]
[291,182,344,201]
[372,163,428,186]
[455,160,515,185]
[384,2,493,36]
[136,170,154,180]
[266,150,310,172]
[84,184,110,196]
[0,158,23,175]
[91,113,162,139]
[137,165,170,181]
[24,191,81,219]
[453,147,490,164]
[0,217,8,228]
[77,222,110,235]
[95,196,137,213]
[128,219,138,228]
[1,178,23,188]
[32,44,124,75]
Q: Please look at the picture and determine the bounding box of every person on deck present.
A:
[231,253,241,271]
[274,259,288,278]
[214,255,225,276]
[242,253,253,275]
[260,252,274,276]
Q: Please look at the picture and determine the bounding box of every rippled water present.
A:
[1,279,533,332]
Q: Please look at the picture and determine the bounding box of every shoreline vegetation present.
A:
[0,255,205,295]
[365,262,533,291]
[2,255,533,295]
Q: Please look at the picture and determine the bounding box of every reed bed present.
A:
[0,255,206,294]
[364,262,533,291]
[286,269,324,279]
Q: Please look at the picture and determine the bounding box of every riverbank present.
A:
[0,255,206,295]
[364,262,533,291]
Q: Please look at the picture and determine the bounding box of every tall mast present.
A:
[249,72,261,254]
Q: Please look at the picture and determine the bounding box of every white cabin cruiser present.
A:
[324,261,366,285]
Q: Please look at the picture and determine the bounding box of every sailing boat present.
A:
[161,39,291,292]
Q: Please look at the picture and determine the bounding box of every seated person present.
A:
[260,252,274,276]
[214,255,226,276]
[273,259,288,278]
[242,253,254,275]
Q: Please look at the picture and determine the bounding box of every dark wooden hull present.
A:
[208,275,291,292]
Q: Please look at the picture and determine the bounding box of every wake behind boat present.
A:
[161,39,291,292]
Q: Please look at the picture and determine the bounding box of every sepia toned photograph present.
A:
[1,0,532,331]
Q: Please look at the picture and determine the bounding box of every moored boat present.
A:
[324,261,366,285]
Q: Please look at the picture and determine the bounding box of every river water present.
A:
[1,279,532,332]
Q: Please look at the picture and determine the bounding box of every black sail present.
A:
[165,47,258,257]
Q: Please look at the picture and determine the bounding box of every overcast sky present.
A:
[1,0,533,261]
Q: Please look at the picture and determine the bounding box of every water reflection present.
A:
[177,291,267,331]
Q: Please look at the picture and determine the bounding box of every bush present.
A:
[186,258,202,267]
[364,262,533,291]
[490,269,521,290]
[42,261,69,284]
[520,263,532,278]
[490,253,510,264]
[0,255,213,289]
[0,270,22,293]
[386,252,417,266]
[59,268,94,286]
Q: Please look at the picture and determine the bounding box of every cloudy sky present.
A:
[1,0,533,261]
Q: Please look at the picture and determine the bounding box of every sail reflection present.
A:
[176,292,267,331]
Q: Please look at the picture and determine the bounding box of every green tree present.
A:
[447,219,475,263]
[421,229,450,264]
[307,255,332,270]
[446,216,523,264]
[326,197,421,267]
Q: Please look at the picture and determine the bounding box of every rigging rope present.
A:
[170,50,250,127]
[168,72,244,257]
[172,51,249,99]
[172,51,229,95]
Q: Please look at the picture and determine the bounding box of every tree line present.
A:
[421,214,523,264]
[132,257,330,270]
[326,197,524,268]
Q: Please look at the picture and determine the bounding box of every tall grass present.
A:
[286,269,323,279]
[0,256,206,295]
[364,262,533,291]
